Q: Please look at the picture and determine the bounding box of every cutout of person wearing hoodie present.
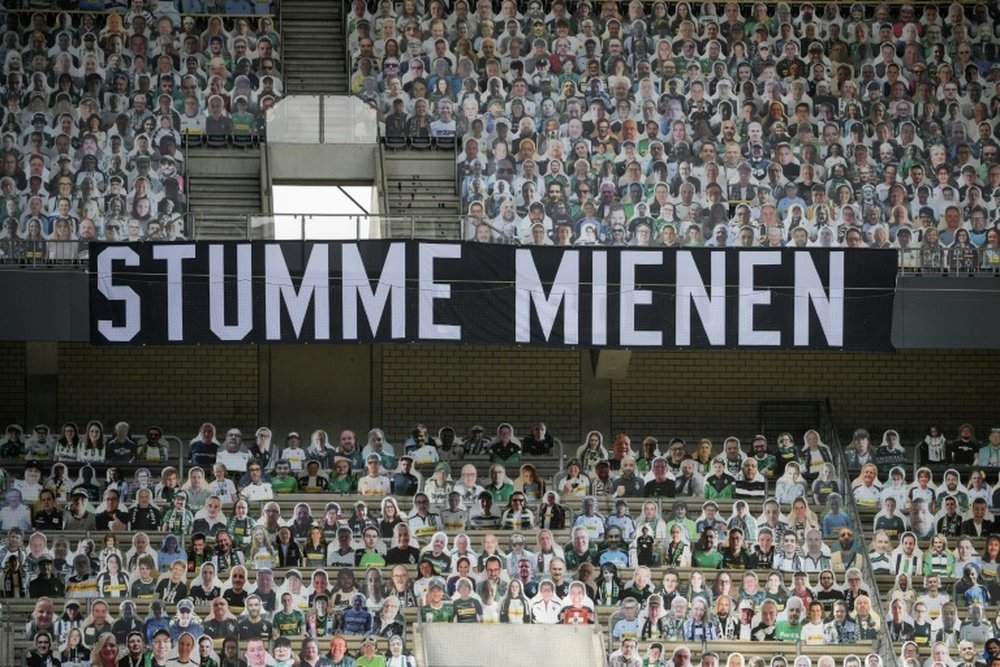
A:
[488,423,521,467]
[880,466,909,510]
[936,468,970,511]
[907,467,937,512]
[874,429,908,468]
[577,430,609,473]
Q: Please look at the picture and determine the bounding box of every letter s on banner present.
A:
[96,245,142,342]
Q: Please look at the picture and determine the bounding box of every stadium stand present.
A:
[2,0,1000,666]
[3,418,994,666]
[348,0,1000,271]
[0,1,281,260]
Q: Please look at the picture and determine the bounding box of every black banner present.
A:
[89,242,898,350]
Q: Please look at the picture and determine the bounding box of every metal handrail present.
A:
[341,0,351,91]
[0,603,9,667]
[825,399,895,667]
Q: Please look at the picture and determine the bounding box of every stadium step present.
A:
[382,148,462,238]
[281,0,348,95]
[186,146,262,239]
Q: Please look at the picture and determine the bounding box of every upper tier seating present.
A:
[0,1,281,260]
[349,0,1000,266]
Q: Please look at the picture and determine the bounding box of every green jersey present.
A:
[273,609,305,636]
[773,620,802,641]
[356,550,386,568]
[231,111,256,136]
[420,602,455,623]
[691,550,723,568]
[271,475,299,494]
[754,453,778,478]
[563,544,598,569]
[130,578,158,600]
[327,475,357,493]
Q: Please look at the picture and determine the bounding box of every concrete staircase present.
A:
[281,0,348,94]
[185,147,262,239]
[381,148,462,239]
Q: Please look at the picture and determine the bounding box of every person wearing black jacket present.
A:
[95,489,129,531]
[203,599,239,640]
[521,423,557,456]
[32,489,63,531]
[211,530,246,577]
[111,601,144,644]
[128,488,162,530]
[644,458,676,498]
[105,422,137,462]
[25,632,59,667]
[961,498,996,537]
[720,527,752,570]
[385,524,421,565]
[29,555,64,597]
[275,527,303,567]
[536,492,567,529]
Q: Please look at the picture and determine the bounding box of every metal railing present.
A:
[247,213,456,240]
[826,399,895,667]
[6,217,1000,280]
[0,603,11,667]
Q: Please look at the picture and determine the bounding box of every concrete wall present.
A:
[55,343,260,435]
[0,342,26,427]
[609,349,999,442]
[0,342,994,447]
[266,143,377,184]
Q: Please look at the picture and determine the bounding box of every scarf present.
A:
[925,435,946,461]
